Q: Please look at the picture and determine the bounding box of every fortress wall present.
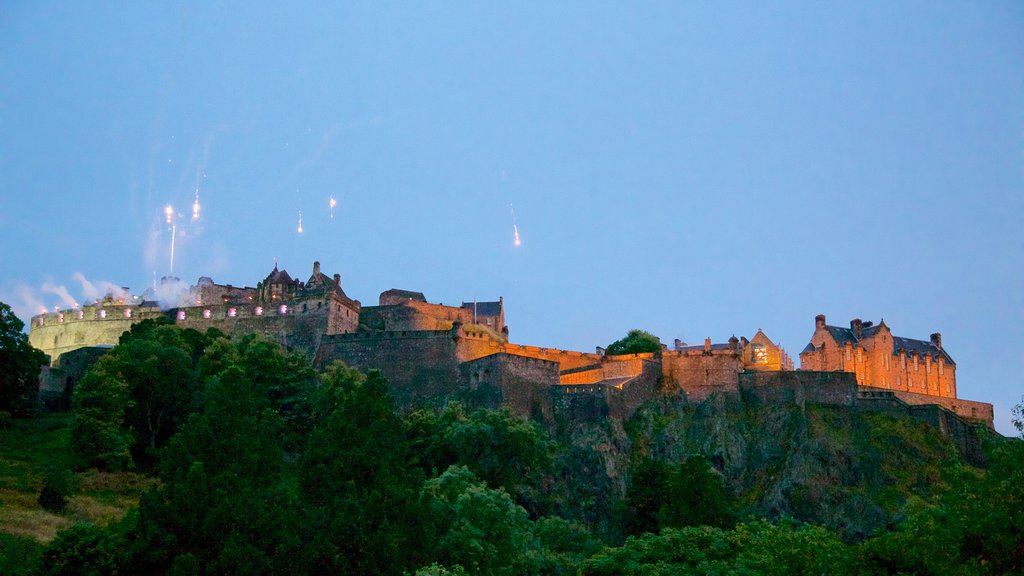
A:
[360,304,460,332]
[739,371,858,407]
[455,333,601,369]
[316,331,462,406]
[460,353,559,421]
[29,305,165,364]
[856,390,987,465]
[609,359,661,419]
[859,385,992,428]
[663,351,743,402]
[172,301,334,356]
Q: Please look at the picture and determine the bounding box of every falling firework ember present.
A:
[164,204,174,225]
[329,195,337,219]
[192,189,201,222]
[297,210,303,234]
[510,204,522,247]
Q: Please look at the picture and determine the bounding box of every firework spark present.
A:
[297,210,303,234]
[192,188,201,222]
[510,204,521,247]
[329,195,337,219]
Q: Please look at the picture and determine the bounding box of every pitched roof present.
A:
[811,322,954,365]
[265,266,294,284]
[893,336,955,365]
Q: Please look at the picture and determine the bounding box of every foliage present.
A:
[858,438,1024,575]
[605,329,662,356]
[582,519,855,576]
[619,456,736,536]
[37,465,78,513]
[420,465,540,576]
[70,326,206,470]
[0,532,44,576]
[300,364,426,575]
[1013,399,1023,438]
[406,403,553,515]
[0,302,48,415]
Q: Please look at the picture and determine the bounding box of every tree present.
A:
[605,329,662,356]
[420,465,540,575]
[582,520,855,576]
[70,335,200,470]
[1012,399,1023,438]
[0,302,48,415]
[300,364,426,575]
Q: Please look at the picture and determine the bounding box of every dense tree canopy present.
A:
[0,302,47,415]
[605,329,662,356]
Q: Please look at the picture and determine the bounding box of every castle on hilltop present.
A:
[29,260,994,432]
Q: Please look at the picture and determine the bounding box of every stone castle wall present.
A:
[858,385,993,428]
[29,304,166,363]
[663,350,743,402]
[315,330,462,407]
[460,353,560,420]
[738,371,858,408]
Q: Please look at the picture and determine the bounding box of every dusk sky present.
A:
[1,3,1021,434]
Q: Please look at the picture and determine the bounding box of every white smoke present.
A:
[41,280,78,308]
[146,277,192,310]
[72,272,131,303]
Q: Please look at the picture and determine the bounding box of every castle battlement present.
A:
[27,262,994,430]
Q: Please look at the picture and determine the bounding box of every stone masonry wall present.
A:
[738,371,858,408]
[858,385,993,428]
[315,330,462,407]
[29,304,165,365]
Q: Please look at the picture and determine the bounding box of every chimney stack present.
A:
[728,335,739,351]
[333,274,341,288]
[850,318,863,339]
[815,314,826,330]
[674,338,683,350]
[313,261,321,275]
[704,337,711,353]
[930,332,942,350]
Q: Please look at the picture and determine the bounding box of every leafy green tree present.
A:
[0,302,48,415]
[583,520,855,576]
[300,364,426,575]
[71,336,199,470]
[420,465,540,576]
[443,406,553,514]
[606,329,662,356]
[1012,399,1023,438]
[125,365,309,574]
[38,464,78,513]
[532,516,604,576]
[658,455,735,530]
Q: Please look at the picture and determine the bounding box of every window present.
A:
[124,309,132,318]
[255,306,264,316]
[76,310,84,320]
[177,310,186,321]
[203,309,212,319]
[279,304,288,315]
[751,344,767,363]
[99,309,106,319]
[228,307,237,317]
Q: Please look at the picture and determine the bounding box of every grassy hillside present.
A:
[0,414,152,544]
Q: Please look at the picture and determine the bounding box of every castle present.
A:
[29,260,995,431]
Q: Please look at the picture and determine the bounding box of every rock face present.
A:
[567,391,985,541]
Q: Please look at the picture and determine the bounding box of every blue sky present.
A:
[1,3,1021,434]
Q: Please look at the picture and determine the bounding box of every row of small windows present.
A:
[176,304,291,320]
